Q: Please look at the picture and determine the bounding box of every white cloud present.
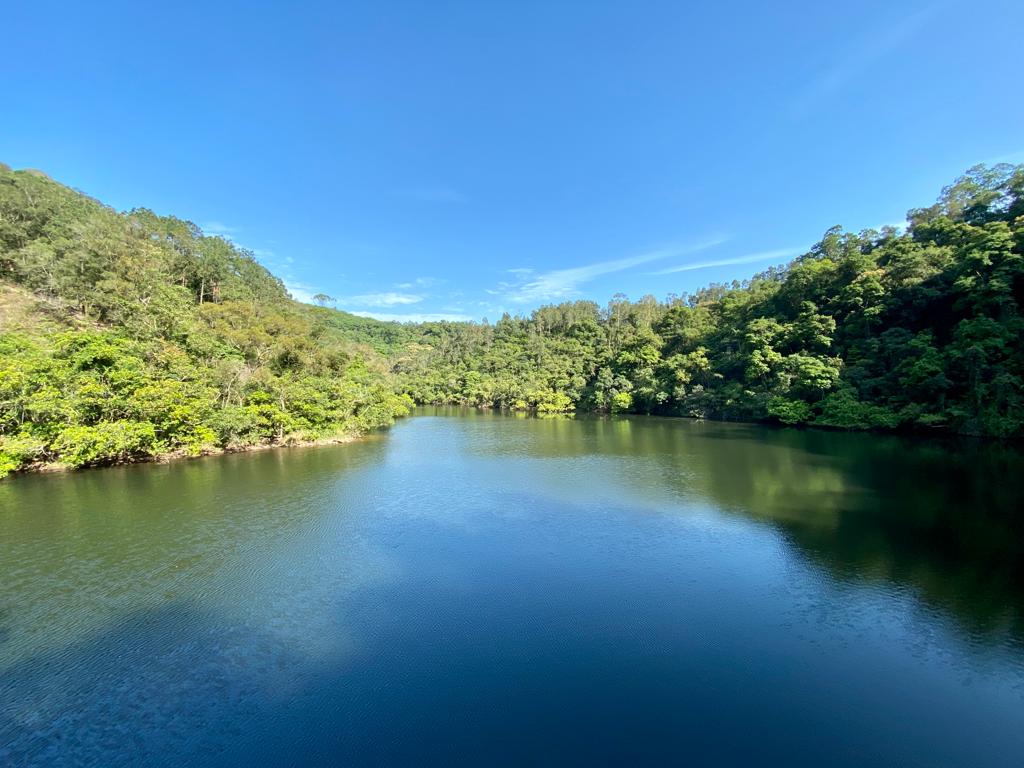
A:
[651,246,806,275]
[498,236,728,303]
[341,292,424,307]
[284,280,321,304]
[503,254,660,303]
[351,311,476,323]
[396,277,441,290]
[198,228,336,307]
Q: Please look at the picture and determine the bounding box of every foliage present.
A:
[3,161,1023,480]
[392,164,1024,438]
[0,166,411,476]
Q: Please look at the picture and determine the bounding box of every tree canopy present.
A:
[0,165,411,477]
[393,164,1024,438]
[2,162,1022,477]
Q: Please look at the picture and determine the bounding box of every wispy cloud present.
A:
[201,221,238,236]
[197,225,335,306]
[246,248,326,304]
[351,311,475,323]
[651,246,806,275]
[791,6,936,119]
[395,277,442,289]
[498,236,728,303]
[284,280,321,304]
[341,292,424,307]
[249,247,298,268]
[394,185,468,203]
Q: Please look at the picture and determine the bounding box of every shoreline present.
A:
[416,403,1024,447]
[7,406,1018,482]
[11,433,363,479]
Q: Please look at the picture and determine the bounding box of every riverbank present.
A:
[6,433,363,480]
[415,401,1023,442]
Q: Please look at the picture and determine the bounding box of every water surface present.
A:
[2,409,1023,765]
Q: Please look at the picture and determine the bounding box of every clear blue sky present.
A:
[4,1,1022,321]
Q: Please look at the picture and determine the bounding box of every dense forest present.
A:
[0,164,412,477]
[397,163,1024,437]
[1,162,1022,477]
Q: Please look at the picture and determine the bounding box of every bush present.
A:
[767,396,813,425]
[815,388,899,430]
[53,421,158,468]
[208,406,262,447]
[610,392,633,413]
[0,433,47,477]
[533,389,575,413]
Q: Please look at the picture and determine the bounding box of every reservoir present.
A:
[2,409,1023,765]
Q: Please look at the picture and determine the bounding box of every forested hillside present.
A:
[0,164,411,477]
[397,164,1024,437]
[2,162,1022,478]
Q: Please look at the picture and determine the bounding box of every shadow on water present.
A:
[666,422,1024,643]
[435,408,1024,645]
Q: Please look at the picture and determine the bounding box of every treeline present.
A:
[2,162,1022,478]
[395,164,1024,437]
[0,164,411,477]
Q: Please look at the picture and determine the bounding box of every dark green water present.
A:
[2,409,1023,766]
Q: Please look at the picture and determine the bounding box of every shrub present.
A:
[53,421,158,468]
[767,396,813,425]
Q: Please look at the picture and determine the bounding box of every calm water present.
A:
[2,409,1024,766]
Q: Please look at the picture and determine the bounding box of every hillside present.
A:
[0,164,412,477]
[2,162,1023,480]
[393,164,1024,437]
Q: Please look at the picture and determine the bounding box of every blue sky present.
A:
[4,1,1023,322]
